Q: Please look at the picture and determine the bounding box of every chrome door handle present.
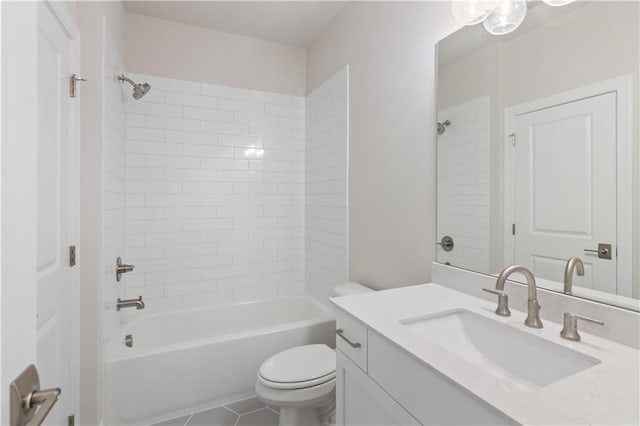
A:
[27,388,61,426]
[583,243,612,260]
[11,364,61,426]
[583,248,608,255]
[335,329,361,348]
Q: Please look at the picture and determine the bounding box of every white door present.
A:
[1,1,79,424]
[513,92,617,294]
[1,1,40,424]
[37,1,78,424]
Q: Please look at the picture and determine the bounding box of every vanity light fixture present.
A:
[483,0,527,36]
[452,0,576,36]
[542,0,576,6]
[451,0,498,26]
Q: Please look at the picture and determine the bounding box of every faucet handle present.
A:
[116,257,136,282]
[560,312,604,342]
[482,288,511,317]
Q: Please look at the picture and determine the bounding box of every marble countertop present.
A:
[331,283,640,425]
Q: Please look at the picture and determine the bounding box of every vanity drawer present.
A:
[336,310,368,371]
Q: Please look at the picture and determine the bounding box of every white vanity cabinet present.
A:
[335,311,515,426]
[336,350,419,426]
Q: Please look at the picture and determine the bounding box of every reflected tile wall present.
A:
[437,96,490,272]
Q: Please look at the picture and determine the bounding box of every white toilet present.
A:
[255,283,373,426]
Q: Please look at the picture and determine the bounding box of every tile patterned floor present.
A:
[151,396,279,426]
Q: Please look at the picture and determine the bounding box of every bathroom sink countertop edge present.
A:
[330,283,640,425]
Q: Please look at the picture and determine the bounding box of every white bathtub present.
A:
[104,296,336,425]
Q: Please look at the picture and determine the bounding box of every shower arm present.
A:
[118,74,136,87]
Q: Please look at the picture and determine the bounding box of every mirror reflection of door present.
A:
[511,92,617,295]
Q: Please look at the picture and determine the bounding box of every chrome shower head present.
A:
[118,74,151,100]
[132,82,151,100]
[437,120,451,136]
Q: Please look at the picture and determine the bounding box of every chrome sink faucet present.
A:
[563,257,584,295]
[494,265,543,329]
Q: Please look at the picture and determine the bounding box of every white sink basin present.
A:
[400,309,600,391]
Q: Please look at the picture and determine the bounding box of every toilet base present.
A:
[277,395,335,426]
[279,407,322,426]
[256,380,335,426]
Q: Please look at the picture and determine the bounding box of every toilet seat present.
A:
[256,376,336,408]
[258,344,336,390]
[259,370,336,390]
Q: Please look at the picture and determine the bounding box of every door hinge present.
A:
[509,133,516,146]
[512,223,516,235]
[69,245,76,267]
[68,414,75,426]
[70,74,86,98]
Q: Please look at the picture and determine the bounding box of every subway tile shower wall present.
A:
[305,68,349,302]
[123,73,306,315]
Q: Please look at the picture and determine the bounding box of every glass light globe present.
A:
[451,1,498,26]
[542,0,575,6]
[482,0,527,35]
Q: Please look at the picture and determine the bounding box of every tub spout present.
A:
[117,296,145,311]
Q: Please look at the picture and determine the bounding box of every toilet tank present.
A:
[332,282,374,297]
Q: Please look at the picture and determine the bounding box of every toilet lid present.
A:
[259,344,336,384]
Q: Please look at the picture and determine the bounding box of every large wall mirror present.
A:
[435,1,639,311]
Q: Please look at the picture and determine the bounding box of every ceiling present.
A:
[122,1,347,48]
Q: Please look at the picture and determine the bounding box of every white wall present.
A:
[101,32,127,347]
[439,2,639,109]
[305,67,349,303]
[122,73,306,316]
[126,13,307,97]
[307,1,458,289]
[76,1,127,423]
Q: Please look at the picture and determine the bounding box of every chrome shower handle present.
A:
[436,235,454,252]
[116,257,135,282]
